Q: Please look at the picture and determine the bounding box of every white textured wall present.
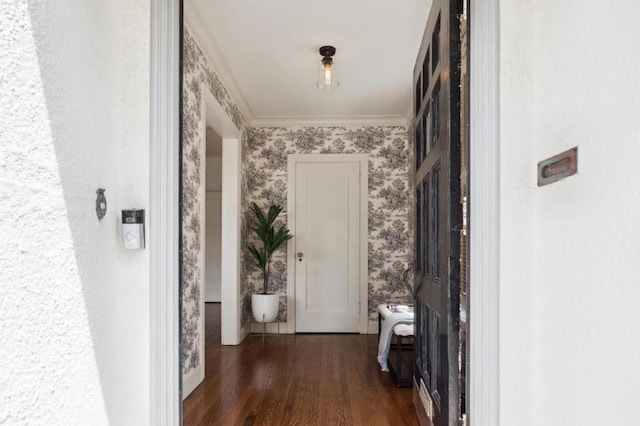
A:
[500,0,640,424]
[0,1,150,424]
[530,1,640,424]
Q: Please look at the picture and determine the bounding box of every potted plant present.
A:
[247,202,293,323]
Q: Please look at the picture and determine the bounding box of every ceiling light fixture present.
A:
[316,45,340,91]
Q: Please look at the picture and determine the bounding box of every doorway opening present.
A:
[181,88,243,399]
[204,126,222,305]
[148,0,501,423]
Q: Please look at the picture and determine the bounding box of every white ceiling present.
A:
[186,0,431,125]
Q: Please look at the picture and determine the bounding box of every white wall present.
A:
[500,0,640,424]
[0,1,150,424]
[206,157,223,191]
[205,157,222,302]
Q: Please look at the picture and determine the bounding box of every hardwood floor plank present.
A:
[183,304,418,425]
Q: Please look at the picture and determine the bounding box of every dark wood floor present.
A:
[183,303,418,425]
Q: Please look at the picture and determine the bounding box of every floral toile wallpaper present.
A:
[182,29,250,376]
[182,28,415,378]
[246,127,415,322]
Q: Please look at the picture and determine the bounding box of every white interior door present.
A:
[294,161,361,332]
[205,192,221,302]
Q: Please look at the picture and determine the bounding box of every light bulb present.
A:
[324,64,332,86]
[316,51,339,91]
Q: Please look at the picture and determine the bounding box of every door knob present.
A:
[297,252,303,262]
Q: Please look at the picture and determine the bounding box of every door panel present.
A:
[295,161,360,333]
[413,0,463,425]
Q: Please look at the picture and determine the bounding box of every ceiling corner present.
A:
[183,8,255,126]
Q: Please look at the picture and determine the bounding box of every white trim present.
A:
[203,90,242,141]
[220,135,244,345]
[252,115,407,128]
[181,367,203,402]
[182,92,210,398]
[202,91,245,346]
[149,0,180,424]
[286,154,369,334]
[286,161,295,334]
[183,15,255,125]
[469,0,500,425]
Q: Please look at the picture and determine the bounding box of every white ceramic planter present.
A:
[251,293,279,323]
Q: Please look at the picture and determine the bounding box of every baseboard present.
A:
[182,365,204,400]
[414,378,435,426]
[247,321,378,334]
[249,321,288,335]
[239,323,250,342]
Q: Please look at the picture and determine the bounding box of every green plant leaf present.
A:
[247,202,293,293]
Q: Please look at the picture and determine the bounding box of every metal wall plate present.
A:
[96,188,107,220]
[537,147,578,186]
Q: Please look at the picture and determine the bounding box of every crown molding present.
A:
[251,115,408,128]
[184,9,255,125]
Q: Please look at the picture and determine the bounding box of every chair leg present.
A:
[396,334,402,387]
[388,333,413,388]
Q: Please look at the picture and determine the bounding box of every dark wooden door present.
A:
[412,1,463,425]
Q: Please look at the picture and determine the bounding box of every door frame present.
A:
[149,0,500,424]
[183,88,242,397]
[150,0,181,423]
[468,1,500,425]
[203,90,243,346]
[286,154,369,335]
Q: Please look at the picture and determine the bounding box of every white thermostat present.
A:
[122,209,145,250]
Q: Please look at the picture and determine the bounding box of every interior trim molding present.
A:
[207,86,244,346]
[251,115,408,128]
[150,0,181,424]
[183,13,255,125]
[469,0,500,425]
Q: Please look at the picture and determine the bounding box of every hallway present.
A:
[183,304,418,425]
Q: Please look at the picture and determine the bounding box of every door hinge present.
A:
[462,196,468,237]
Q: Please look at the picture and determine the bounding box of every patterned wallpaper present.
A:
[182,28,415,378]
[182,30,250,375]
[246,127,415,321]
